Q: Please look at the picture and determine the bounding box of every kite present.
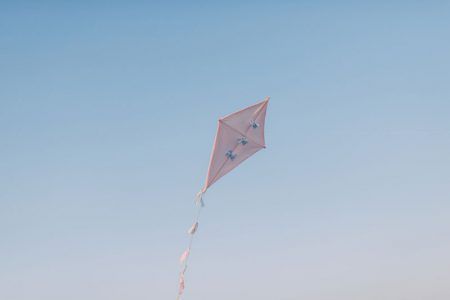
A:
[176,97,269,299]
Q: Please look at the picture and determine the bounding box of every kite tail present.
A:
[176,190,205,299]
[195,190,205,207]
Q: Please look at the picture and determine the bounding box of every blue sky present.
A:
[1,1,450,299]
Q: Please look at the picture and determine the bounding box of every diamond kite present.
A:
[176,97,269,300]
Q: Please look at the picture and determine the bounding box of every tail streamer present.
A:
[176,190,204,300]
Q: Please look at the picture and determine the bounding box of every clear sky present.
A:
[1,1,450,300]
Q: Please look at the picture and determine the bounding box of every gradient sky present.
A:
[1,1,450,300]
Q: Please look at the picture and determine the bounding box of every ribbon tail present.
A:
[179,249,190,264]
[195,191,205,207]
[188,222,199,235]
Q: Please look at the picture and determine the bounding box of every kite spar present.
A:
[176,97,269,299]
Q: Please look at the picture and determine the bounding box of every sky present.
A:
[1,1,450,300]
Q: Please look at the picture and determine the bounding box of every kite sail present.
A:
[176,97,269,299]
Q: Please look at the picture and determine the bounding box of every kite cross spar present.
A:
[176,97,269,299]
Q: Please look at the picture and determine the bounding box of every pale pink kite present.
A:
[176,97,269,300]
[202,96,269,192]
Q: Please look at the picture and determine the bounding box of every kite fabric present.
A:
[202,97,269,192]
[176,97,269,300]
